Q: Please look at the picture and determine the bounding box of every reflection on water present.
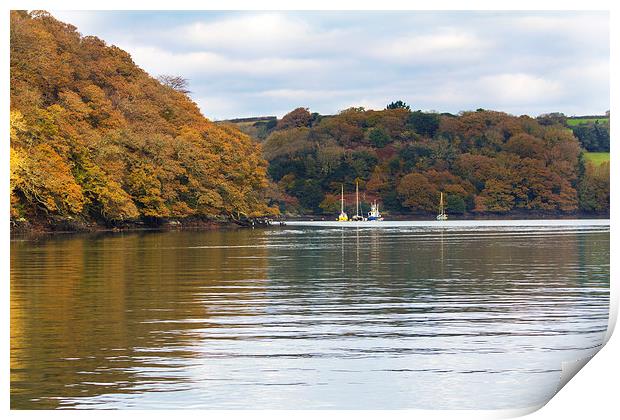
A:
[10,223,609,409]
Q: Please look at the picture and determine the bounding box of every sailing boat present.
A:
[351,180,363,221]
[337,184,349,221]
[437,192,448,221]
[367,200,383,221]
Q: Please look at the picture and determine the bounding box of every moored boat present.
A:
[337,184,349,221]
[437,192,448,221]
[351,180,364,221]
[367,201,383,221]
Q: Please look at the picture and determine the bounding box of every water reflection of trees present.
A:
[265,228,610,313]
[11,229,268,408]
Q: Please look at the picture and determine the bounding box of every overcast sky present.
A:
[50,10,609,120]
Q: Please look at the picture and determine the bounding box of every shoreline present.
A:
[282,211,609,222]
[284,219,610,228]
[9,217,243,238]
[10,212,609,238]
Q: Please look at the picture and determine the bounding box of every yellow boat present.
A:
[337,184,349,221]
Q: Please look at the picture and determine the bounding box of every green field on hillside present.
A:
[567,117,609,127]
[584,152,610,166]
[217,117,277,141]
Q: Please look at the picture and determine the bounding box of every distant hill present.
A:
[255,107,609,216]
[10,11,275,230]
[222,116,278,123]
[216,116,278,141]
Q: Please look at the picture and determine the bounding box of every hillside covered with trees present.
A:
[10,11,275,230]
[254,105,609,217]
[536,112,610,152]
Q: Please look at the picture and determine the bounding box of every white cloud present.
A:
[476,73,564,104]
[173,13,344,56]
[511,14,609,46]
[257,89,353,101]
[192,95,240,121]
[336,97,386,113]
[45,11,609,118]
[558,60,609,83]
[370,30,491,63]
[125,45,328,77]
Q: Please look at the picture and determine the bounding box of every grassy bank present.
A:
[584,152,610,166]
[567,117,609,127]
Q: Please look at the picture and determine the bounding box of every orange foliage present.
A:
[10,11,275,224]
[262,106,590,215]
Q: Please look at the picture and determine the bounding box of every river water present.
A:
[10,220,610,409]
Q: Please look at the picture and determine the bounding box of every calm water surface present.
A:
[11,221,610,409]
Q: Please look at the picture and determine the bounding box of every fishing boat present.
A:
[351,180,364,221]
[437,192,448,221]
[337,184,349,221]
[367,200,383,221]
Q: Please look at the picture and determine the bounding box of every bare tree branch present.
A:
[157,74,191,94]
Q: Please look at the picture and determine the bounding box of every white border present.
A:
[2,1,616,419]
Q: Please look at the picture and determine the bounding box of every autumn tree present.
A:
[397,172,438,213]
[276,107,313,130]
[536,112,567,126]
[16,144,85,215]
[157,74,191,94]
[578,161,610,212]
[474,179,515,213]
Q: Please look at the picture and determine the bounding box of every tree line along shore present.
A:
[224,105,609,219]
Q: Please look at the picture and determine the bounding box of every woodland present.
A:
[10,11,609,231]
[10,11,276,230]
[253,105,609,216]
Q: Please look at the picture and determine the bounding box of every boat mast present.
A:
[355,180,360,218]
[341,184,344,213]
[439,192,444,215]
